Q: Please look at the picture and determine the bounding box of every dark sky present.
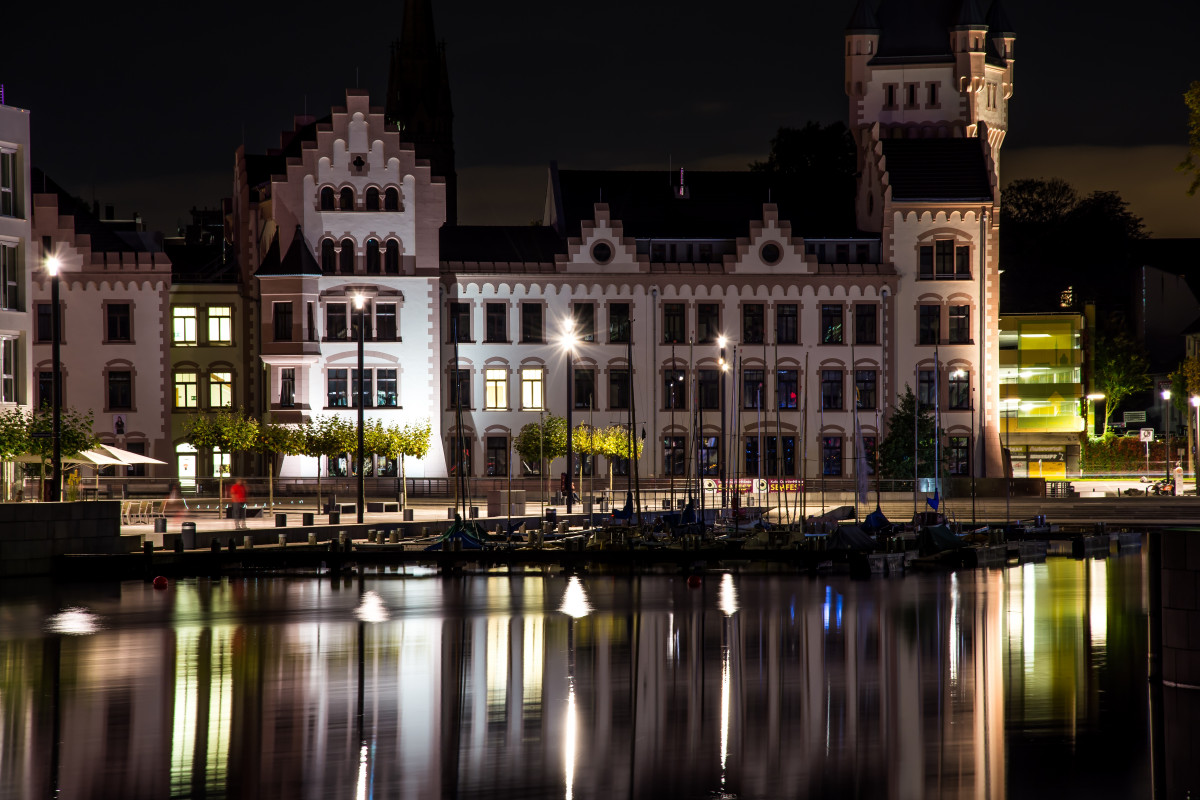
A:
[5,0,1198,236]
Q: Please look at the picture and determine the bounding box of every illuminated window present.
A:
[856,370,877,409]
[212,448,230,478]
[209,371,232,408]
[208,306,232,344]
[327,369,348,407]
[485,368,507,410]
[174,371,198,408]
[521,367,543,410]
[822,305,843,344]
[279,368,295,408]
[173,306,197,345]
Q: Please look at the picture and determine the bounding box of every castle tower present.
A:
[386,0,458,225]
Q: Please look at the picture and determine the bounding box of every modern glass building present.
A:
[999,313,1087,478]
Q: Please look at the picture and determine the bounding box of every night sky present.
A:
[5,0,1198,238]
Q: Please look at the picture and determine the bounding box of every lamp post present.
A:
[46,256,62,503]
[1162,388,1172,480]
[562,321,578,514]
[718,335,727,509]
[1191,395,1199,494]
[355,293,365,524]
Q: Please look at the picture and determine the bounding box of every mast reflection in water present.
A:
[0,553,1149,799]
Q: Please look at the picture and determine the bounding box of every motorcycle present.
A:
[1148,476,1175,496]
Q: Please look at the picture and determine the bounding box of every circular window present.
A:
[591,241,613,264]
[760,242,782,265]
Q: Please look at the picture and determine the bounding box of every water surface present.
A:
[0,554,1150,799]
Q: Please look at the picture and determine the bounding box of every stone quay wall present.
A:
[0,501,123,577]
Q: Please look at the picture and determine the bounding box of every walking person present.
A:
[230,479,248,530]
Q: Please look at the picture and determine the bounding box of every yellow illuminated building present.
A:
[999,313,1088,478]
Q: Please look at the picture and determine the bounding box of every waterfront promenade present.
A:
[119,492,1200,542]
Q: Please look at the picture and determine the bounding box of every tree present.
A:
[877,387,943,482]
[1094,322,1152,430]
[512,415,568,476]
[595,424,644,496]
[296,415,357,508]
[750,121,856,234]
[396,419,432,508]
[184,409,259,504]
[1001,178,1147,312]
[25,407,98,501]
[259,417,303,512]
[1180,80,1200,196]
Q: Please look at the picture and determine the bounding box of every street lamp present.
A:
[46,255,62,503]
[355,293,366,524]
[1162,388,1172,480]
[1191,395,1199,494]
[561,320,579,514]
[718,335,727,509]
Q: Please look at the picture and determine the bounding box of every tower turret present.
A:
[844,0,881,103]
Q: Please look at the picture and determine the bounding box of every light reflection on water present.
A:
[0,555,1150,799]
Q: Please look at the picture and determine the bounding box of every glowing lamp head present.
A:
[1191,395,1200,408]
[353,293,364,310]
[717,335,727,349]
[561,320,579,352]
[1162,389,1171,401]
[45,256,60,277]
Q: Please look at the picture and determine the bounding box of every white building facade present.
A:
[246,0,1013,486]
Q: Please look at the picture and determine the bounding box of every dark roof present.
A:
[845,0,880,32]
[165,240,238,283]
[440,225,564,264]
[1136,238,1200,300]
[255,228,322,278]
[870,0,1013,64]
[880,139,992,200]
[553,169,848,239]
[31,168,162,254]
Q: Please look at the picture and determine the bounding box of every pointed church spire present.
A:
[386,0,458,225]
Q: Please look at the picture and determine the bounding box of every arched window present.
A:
[339,187,354,211]
[340,239,355,274]
[320,187,335,211]
[384,187,400,211]
[385,240,400,274]
[366,187,380,211]
[321,238,336,274]
[366,239,380,274]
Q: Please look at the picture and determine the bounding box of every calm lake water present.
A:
[0,552,1151,799]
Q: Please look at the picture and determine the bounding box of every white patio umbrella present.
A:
[10,450,125,499]
[95,443,167,466]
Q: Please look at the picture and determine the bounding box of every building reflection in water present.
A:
[0,554,1148,799]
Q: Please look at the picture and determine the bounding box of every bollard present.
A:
[302,513,315,526]
[403,508,414,521]
[388,530,399,543]
[244,536,254,549]
[276,513,288,528]
[368,529,377,543]
[308,532,317,546]
[210,539,220,552]
[278,534,288,547]
[143,541,154,556]
[469,506,479,519]
[181,521,197,550]
[173,538,183,553]
[558,521,568,534]
[228,538,237,551]
[447,507,456,520]
[339,531,348,547]
[420,526,429,538]
[329,511,341,525]
[154,517,167,533]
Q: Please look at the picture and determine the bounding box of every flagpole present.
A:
[852,339,858,524]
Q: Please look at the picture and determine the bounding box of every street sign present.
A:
[1139,428,1154,442]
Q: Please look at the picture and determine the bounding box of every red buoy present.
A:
[687,575,702,589]
[152,576,168,590]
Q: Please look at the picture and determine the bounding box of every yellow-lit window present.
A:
[485,368,507,410]
[208,306,232,344]
[521,367,543,410]
[173,307,197,345]
[209,371,232,408]
[174,371,198,408]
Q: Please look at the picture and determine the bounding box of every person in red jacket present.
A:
[230,479,248,530]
